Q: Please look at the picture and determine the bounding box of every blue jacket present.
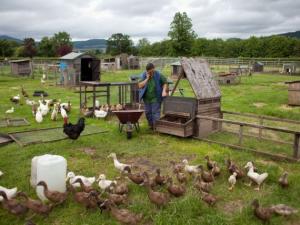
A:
[139,70,163,103]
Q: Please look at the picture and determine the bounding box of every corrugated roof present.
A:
[60,52,85,60]
[170,61,181,66]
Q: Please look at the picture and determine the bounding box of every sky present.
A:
[0,0,299,42]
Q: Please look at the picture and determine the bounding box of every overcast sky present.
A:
[0,0,299,42]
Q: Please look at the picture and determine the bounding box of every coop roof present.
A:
[60,52,85,60]
[180,57,221,99]
[10,59,30,63]
[170,61,181,66]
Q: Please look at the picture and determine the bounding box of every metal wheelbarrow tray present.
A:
[113,110,145,139]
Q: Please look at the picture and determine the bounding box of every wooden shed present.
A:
[252,61,264,72]
[217,73,241,85]
[59,52,100,86]
[285,80,300,106]
[170,61,186,79]
[282,63,297,75]
[101,53,129,71]
[128,55,140,69]
[10,59,32,76]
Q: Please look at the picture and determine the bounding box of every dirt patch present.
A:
[279,104,293,111]
[253,102,266,108]
[81,147,96,156]
[220,199,244,215]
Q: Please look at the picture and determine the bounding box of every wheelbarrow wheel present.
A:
[126,131,132,139]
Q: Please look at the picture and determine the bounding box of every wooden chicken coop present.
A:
[155,58,222,138]
[170,61,186,79]
[10,59,32,76]
[285,80,300,106]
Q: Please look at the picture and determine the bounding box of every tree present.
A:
[23,38,37,58]
[52,31,73,56]
[106,33,133,56]
[38,37,55,57]
[0,40,17,57]
[168,12,197,56]
[137,38,152,56]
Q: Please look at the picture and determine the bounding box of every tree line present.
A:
[1,12,300,58]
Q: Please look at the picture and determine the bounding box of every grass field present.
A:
[0,65,300,225]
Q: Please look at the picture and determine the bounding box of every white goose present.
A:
[107,153,131,172]
[182,159,202,174]
[0,186,18,202]
[66,172,95,188]
[97,174,117,191]
[5,107,14,114]
[244,161,268,191]
[35,108,43,123]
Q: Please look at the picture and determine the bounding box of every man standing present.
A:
[138,63,168,129]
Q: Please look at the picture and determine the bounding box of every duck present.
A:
[51,104,58,121]
[35,108,43,123]
[32,104,37,116]
[0,191,28,216]
[17,192,53,216]
[66,172,95,188]
[0,170,3,177]
[204,155,216,170]
[174,170,187,184]
[154,168,166,186]
[182,159,201,175]
[95,100,100,109]
[123,167,144,185]
[194,176,213,193]
[97,174,117,192]
[0,186,18,202]
[270,204,298,216]
[10,94,20,103]
[5,107,14,114]
[170,160,184,173]
[201,192,218,206]
[72,178,95,193]
[38,100,49,116]
[244,162,268,191]
[60,105,68,119]
[108,193,127,205]
[21,85,29,97]
[251,199,274,222]
[37,181,68,204]
[278,172,289,188]
[26,99,36,106]
[199,165,214,183]
[60,101,72,113]
[114,180,129,195]
[99,199,143,225]
[108,153,131,173]
[116,104,123,111]
[166,177,186,197]
[41,77,46,85]
[94,108,108,118]
[143,172,169,207]
[228,172,237,191]
[73,190,101,209]
[211,163,221,177]
[227,159,244,179]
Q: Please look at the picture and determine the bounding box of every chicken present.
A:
[63,117,85,140]
[245,162,268,191]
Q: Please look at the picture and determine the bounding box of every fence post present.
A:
[293,133,300,159]
[238,125,243,146]
[259,117,263,140]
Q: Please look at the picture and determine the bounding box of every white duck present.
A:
[244,161,268,191]
[35,108,43,123]
[66,172,96,188]
[97,174,117,191]
[107,153,131,172]
[95,100,100,108]
[11,94,20,102]
[60,105,68,119]
[0,186,18,202]
[51,104,58,121]
[94,108,108,118]
[38,100,49,116]
[5,107,14,114]
[182,159,202,174]
[0,170,3,177]
[228,172,237,191]
[26,99,36,106]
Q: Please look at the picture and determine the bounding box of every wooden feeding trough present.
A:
[285,80,300,106]
[155,96,197,137]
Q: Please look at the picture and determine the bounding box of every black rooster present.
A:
[63,117,85,140]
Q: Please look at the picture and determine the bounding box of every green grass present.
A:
[0,66,300,225]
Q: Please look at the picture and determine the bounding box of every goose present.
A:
[97,174,117,192]
[107,153,131,172]
[35,108,43,123]
[66,172,95,188]
[60,105,68,119]
[0,186,18,202]
[5,107,14,114]
[245,162,268,191]
[182,159,201,175]
[94,108,108,118]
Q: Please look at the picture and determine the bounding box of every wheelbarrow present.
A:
[113,110,144,139]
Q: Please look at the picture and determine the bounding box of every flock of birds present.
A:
[0,153,298,225]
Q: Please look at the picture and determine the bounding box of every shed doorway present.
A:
[81,58,100,81]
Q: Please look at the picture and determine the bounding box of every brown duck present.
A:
[194,176,213,193]
[166,177,186,197]
[251,199,274,223]
[124,167,144,185]
[278,172,288,188]
[17,192,53,216]
[73,178,95,193]
[74,190,101,209]
[211,163,221,177]
[227,159,244,179]
[109,193,127,205]
[0,191,28,216]
[37,181,68,204]
[154,168,166,186]
[114,181,129,195]
[201,192,218,206]
[174,170,187,184]
[99,199,143,225]
[204,155,216,170]
[170,161,184,173]
[199,165,214,183]
[143,172,169,207]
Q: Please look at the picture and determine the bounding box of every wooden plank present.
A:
[293,134,300,159]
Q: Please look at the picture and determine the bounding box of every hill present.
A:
[278,31,300,39]
[0,35,23,43]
